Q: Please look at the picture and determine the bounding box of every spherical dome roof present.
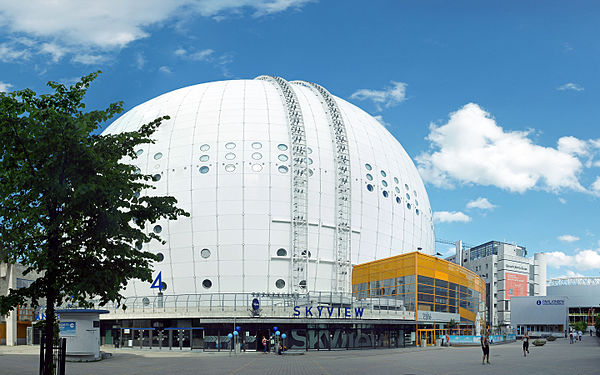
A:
[103,76,434,297]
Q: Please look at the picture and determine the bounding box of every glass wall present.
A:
[416,276,479,315]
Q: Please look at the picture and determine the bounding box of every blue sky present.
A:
[1,0,599,279]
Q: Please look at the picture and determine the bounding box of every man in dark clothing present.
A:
[481,333,490,364]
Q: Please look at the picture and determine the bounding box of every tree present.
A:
[0,72,188,374]
[594,314,600,334]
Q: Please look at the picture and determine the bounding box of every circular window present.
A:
[225,152,236,160]
[153,225,162,233]
[135,242,143,250]
[142,297,150,306]
[225,164,235,172]
[299,280,307,289]
[134,191,140,199]
[278,144,288,151]
[307,147,313,154]
[367,184,374,192]
[156,252,164,262]
[308,169,313,177]
[200,166,209,174]
[276,279,286,289]
[202,279,212,289]
[154,152,163,160]
[365,163,372,171]
[200,155,209,162]
[278,154,288,162]
[416,209,420,215]
[394,177,399,184]
[396,197,401,204]
[405,184,409,191]
[200,144,210,151]
[252,164,263,172]
[136,149,143,156]
[153,174,161,182]
[382,180,388,187]
[406,193,411,200]
[277,248,287,256]
[278,165,289,173]
[382,191,389,198]
[395,186,401,193]
[252,152,262,160]
[416,200,419,206]
[308,158,313,165]
[201,248,211,258]
[301,250,312,258]
[366,174,373,181]
[134,167,141,174]
[407,203,412,210]
[252,142,262,149]
[381,170,387,177]
[225,142,236,150]
[414,191,418,197]
[160,282,167,291]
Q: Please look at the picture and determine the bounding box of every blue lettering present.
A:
[327,307,334,317]
[354,307,364,318]
[338,307,341,316]
[317,306,324,317]
[345,307,351,318]
[293,306,300,317]
[305,306,313,317]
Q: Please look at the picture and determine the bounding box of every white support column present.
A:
[6,263,17,346]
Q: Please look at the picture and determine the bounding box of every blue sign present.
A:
[536,299,565,306]
[293,306,364,318]
[59,321,76,336]
[252,298,260,310]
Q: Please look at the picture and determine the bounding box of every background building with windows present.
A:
[0,262,36,345]
[547,276,600,333]
[510,295,568,337]
[446,241,546,331]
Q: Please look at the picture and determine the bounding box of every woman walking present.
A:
[481,333,490,364]
[522,332,530,357]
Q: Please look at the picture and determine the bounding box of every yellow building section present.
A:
[352,252,485,324]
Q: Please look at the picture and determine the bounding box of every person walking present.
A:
[569,331,574,344]
[522,332,530,357]
[578,330,582,341]
[262,336,268,354]
[481,333,490,364]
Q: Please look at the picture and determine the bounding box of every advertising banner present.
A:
[505,272,528,299]
[59,321,76,336]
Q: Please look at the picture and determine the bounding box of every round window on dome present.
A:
[154,152,163,160]
[252,152,262,160]
[367,184,374,192]
[200,144,210,151]
[252,142,262,149]
[308,158,313,165]
[160,282,167,291]
[153,174,161,182]
[136,149,143,156]
[407,203,412,210]
[200,166,209,174]
[200,155,210,162]
[381,170,387,177]
[252,164,263,172]
[142,297,150,306]
[278,165,289,173]
[307,147,313,154]
[153,225,162,233]
[366,174,373,181]
[278,144,288,151]
[394,177,399,184]
[396,197,401,204]
[406,193,411,200]
[134,167,141,174]
[225,142,236,149]
[225,152,236,160]
[308,169,314,177]
[382,191,389,198]
[395,187,400,193]
[277,248,287,256]
[276,279,286,289]
[201,248,211,258]
[382,180,388,187]
[414,190,418,197]
[416,200,419,206]
[278,154,288,162]
[156,252,164,262]
[225,164,236,172]
[135,242,143,250]
[365,163,372,171]
[416,209,420,215]
[405,184,409,190]
[202,279,212,289]
[299,280,307,289]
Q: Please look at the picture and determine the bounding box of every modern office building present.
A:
[446,241,546,331]
[547,276,600,333]
[353,251,485,345]
[510,295,568,337]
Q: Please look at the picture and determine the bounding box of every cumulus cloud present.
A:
[71,53,106,65]
[466,197,497,210]
[0,81,13,92]
[591,176,600,195]
[350,81,407,111]
[416,103,590,194]
[433,211,471,223]
[546,249,600,270]
[373,115,390,127]
[0,1,311,62]
[558,270,585,278]
[557,83,584,91]
[557,235,579,243]
[174,48,214,61]
[159,66,172,74]
[558,197,567,204]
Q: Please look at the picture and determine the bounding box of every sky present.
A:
[0,0,599,280]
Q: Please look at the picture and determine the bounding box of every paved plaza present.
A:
[1,337,598,375]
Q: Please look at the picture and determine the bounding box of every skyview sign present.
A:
[293,306,365,319]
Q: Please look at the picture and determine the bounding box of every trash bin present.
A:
[420,340,426,347]
[435,338,441,347]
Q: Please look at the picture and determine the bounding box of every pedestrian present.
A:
[590,329,593,337]
[481,333,490,365]
[578,330,582,341]
[445,333,450,347]
[569,331,573,344]
[522,332,530,357]
[262,336,268,354]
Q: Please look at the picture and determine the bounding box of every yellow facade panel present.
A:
[434,271,448,281]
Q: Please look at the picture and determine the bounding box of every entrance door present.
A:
[417,329,435,346]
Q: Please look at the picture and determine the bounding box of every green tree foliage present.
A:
[0,72,188,373]
[570,320,588,333]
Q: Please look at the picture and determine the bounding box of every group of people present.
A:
[479,331,531,364]
[569,330,583,344]
[261,336,284,355]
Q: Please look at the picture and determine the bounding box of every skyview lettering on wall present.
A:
[293,306,365,318]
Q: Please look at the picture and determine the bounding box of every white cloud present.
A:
[159,66,172,74]
[416,103,588,194]
[71,53,106,65]
[373,115,390,127]
[558,197,567,204]
[466,197,497,210]
[39,42,68,62]
[557,235,579,243]
[557,270,585,278]
[0,41,31,62]
[591,176,600,195]
[546,249,600,270]
[0,81,13,92]
[557,83,584,91]
[135,52,146,70]
[175,47,214,61]
[433,211,471,223]
[350,81,407,111]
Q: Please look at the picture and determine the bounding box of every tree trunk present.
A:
[43,286,56,375]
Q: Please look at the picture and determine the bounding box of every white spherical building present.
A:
[103,76,434,297]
